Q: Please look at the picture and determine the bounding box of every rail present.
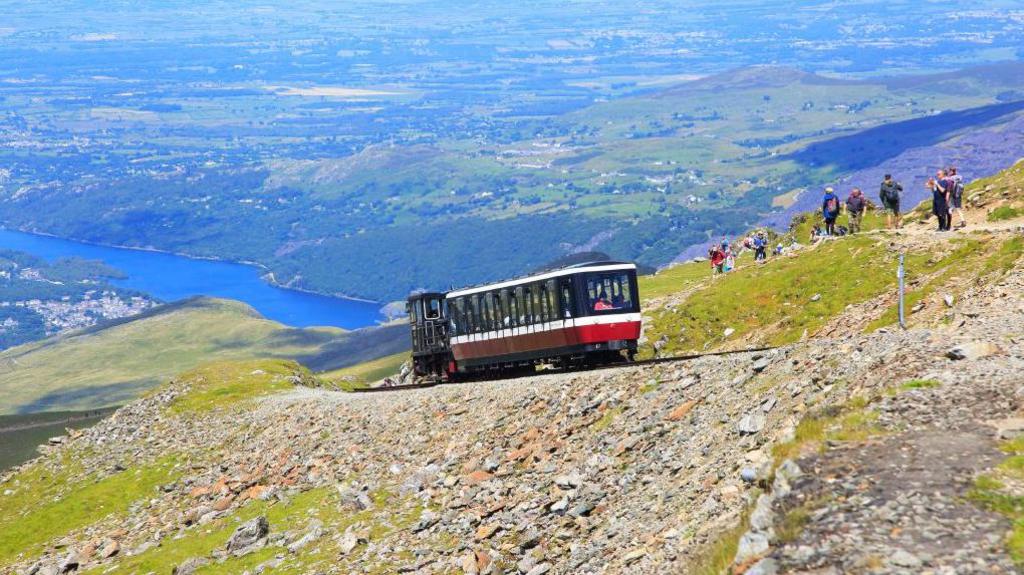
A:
[349,345,777,394]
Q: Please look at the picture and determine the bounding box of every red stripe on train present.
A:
[451,321,641,361]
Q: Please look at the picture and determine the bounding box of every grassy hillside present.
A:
[640,160,1024,355]
[0,297,408,415]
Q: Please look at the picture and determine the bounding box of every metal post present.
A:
[897,254,906,330]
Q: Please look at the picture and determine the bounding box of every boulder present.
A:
[226,516,269,554]
[172,558,209,575]
[946,341,1002,361]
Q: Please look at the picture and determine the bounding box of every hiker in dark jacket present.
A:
[845,188,867,234]
[879,174,902,230]
[929,170,951,232]
[822,187,840,236]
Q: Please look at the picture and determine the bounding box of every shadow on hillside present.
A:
[785,100,1024,172]
[253,324,409,373]
[15,378,154,414]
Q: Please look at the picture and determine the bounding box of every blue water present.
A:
[0,228,383,329]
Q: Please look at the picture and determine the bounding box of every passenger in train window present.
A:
[594,291,614,310]
[611,293,625,308]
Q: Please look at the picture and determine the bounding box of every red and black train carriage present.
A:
[406,261,642,380]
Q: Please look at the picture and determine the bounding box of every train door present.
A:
[559,277,577,346]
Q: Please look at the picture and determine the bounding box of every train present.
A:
[406,261,642,381]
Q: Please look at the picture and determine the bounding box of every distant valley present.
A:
[0,2,1022,301]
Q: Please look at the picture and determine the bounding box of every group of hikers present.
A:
[707,166,970,275]
[708,231,783,274]
[820,168,966,235]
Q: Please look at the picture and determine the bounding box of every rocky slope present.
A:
[4,157,1024,573]
[2,217,1023,574]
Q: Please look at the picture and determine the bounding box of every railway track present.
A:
[351,345,777,394]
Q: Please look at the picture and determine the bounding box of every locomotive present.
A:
[406,261,641,380]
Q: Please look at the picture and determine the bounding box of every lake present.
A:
[0,228,383,329]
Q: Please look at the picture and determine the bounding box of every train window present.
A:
[473,294,485,331]
[560,278,574,318]
[448,298,459,335]
[522,286,533,325]
[426,298,441,319]
[536,282,544,323]
[482,293,493,332]
[498,290,511,328]
[545,280,558,322]
[508,290,520,328]
[515,286,527,325]
[456,297,467,336]
[585,272,634,312]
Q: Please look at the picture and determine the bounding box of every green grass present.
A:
[900,379,941,391]
[639,260,711,301]
[865,238,991,331]
[166,359,314,415]
[644,236,901,355]
[0,297,403,414]
[982,236,1024,277]
[0,455,181,565]
[968,447,1024,564]
[691,508,752,575]
[85,484,430,575]
[988,206,1024,222]
[593,407,622,431]
[772,395,884,463]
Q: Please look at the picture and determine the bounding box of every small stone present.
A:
[744,557,778,575]
[737,413,766,435]
[465,470,494,485]
[810,294,821,302]
[412,509,439,533]
[946,341,1001,361]
[888,549,922,569]
[461,552,479,575]
[943,294,955,307]
[724,327,736,337]
[525,564,550,575]
[475,523,500,540]
[623,548,646,564]
[666,400,699,421]
[751,358,770,373]
[734,531,769,563]
[211,495,234,512]
[338,530,366,555]
[58,551,79,574]
[100,541,120,559]
[287,523,323,554]
[749,494,774,531]
[172,558,209,575]
[740,468,758,484]
[554,473,582,489]
[519,527,541,549]
[549,498,569,514]
[995,418,1024,440]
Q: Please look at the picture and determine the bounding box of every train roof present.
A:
[446,261,636,299]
